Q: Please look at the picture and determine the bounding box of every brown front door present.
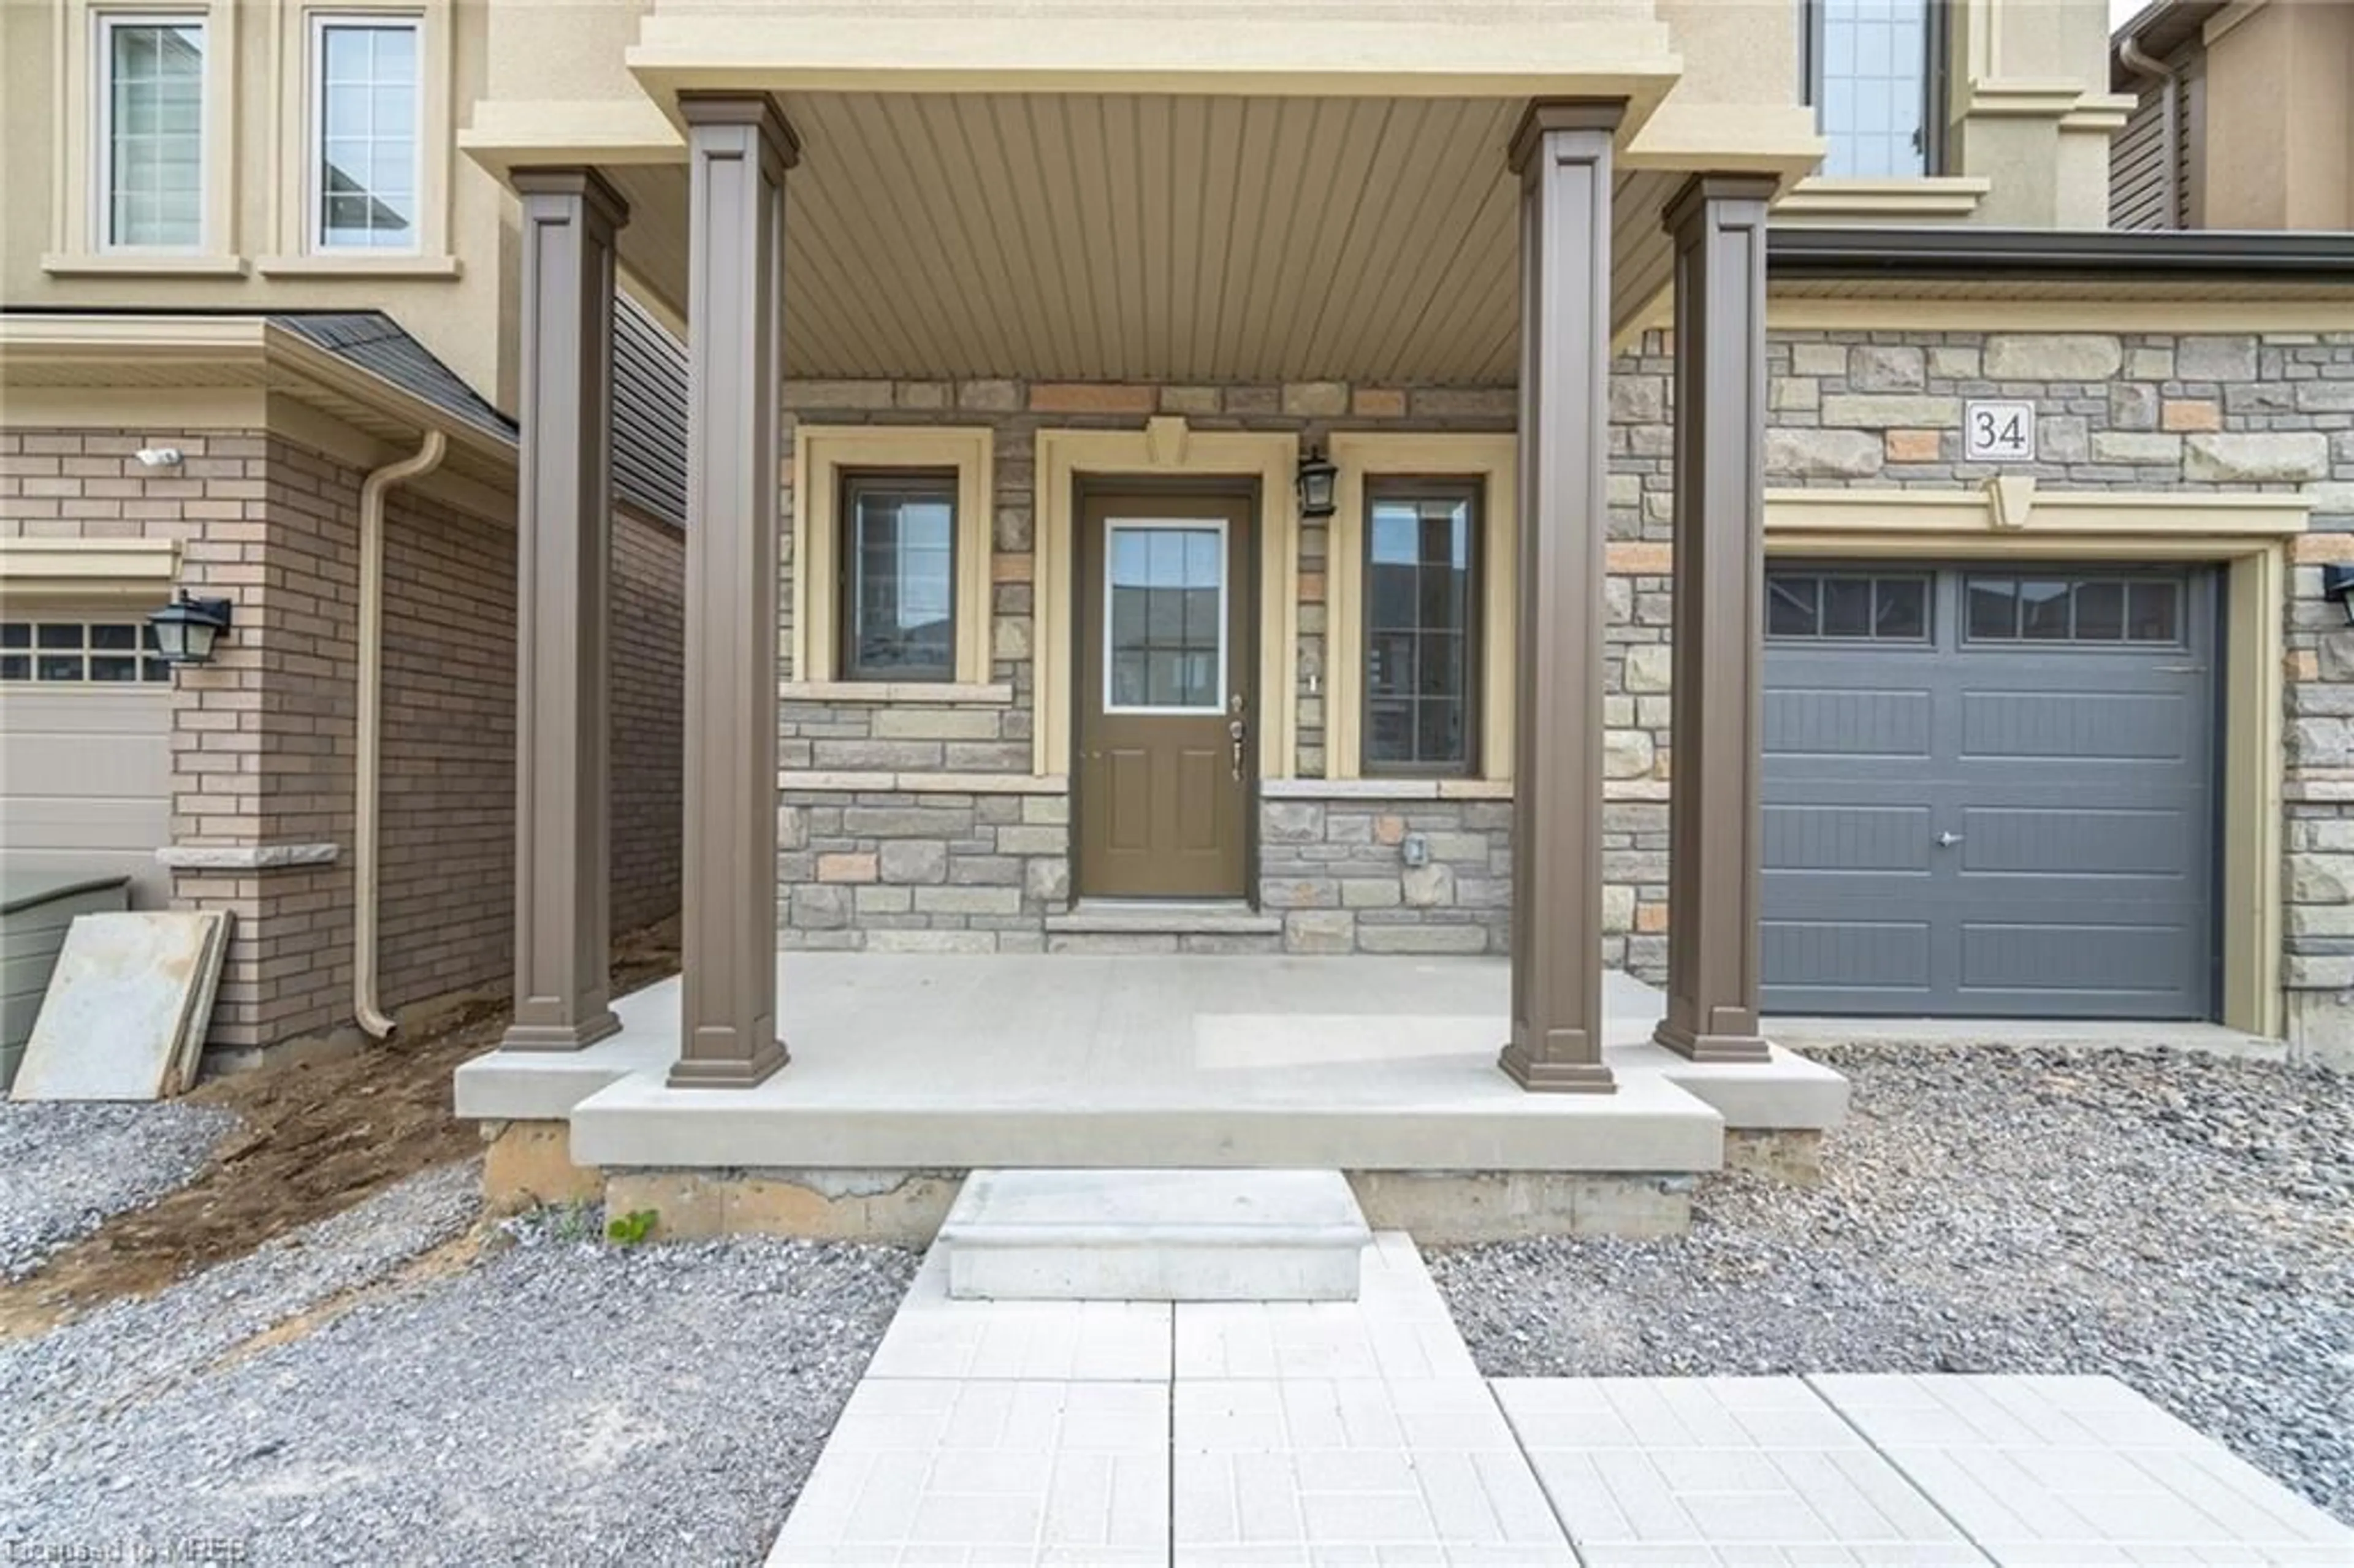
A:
[1076,490,1254,899]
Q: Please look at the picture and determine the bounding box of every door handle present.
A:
[1228,715,1247,782]
[1935,831,1964,848]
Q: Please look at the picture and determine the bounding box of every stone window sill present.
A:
[1262,778,1514,801]
[42,252,250,278]
[780,680,1014,705]
[1775,177,1991,224]
[254,254,463,280]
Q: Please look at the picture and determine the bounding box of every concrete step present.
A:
[938,1168,1371,1301]
[1042,899,1281,936]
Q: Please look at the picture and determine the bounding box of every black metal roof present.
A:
[1769,226,2354,285]
[270,311,516,443]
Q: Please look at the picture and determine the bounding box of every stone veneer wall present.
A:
[771,335,2354,1059]
[0,424,687,1051]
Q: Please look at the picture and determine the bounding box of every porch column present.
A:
[501,168,627,1052]
[1653,175,1776,1064]
[1499,101,1623,1095]
[671,94,796,1089]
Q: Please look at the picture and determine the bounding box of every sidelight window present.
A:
[1363,481,1478,774]
[1802,0,1941,178]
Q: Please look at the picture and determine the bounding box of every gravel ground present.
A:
[0,1168,918,1567]
[0,1101,238,1280]
[1430,1043,2354,1525]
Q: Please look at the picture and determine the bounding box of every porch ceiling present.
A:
[609,93,1686,386]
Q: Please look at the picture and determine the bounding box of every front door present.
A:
[1076,491,1254,899]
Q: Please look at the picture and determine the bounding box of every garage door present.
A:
[1761,565,2215,1020]
[0,615,174,907]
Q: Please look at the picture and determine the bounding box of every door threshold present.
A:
[1046,899,1281,937]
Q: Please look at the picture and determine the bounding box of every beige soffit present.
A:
[0,538,180,601]
[459,99,686,180]
[1775,177,1992,223]
[1034,418,1299,780]
[597,97,1723,379]
[625,4,1682,121]
[1326,432,1517,784]
[0,315,518,498]
[790,426,994,686]
[1765,476,2304,1041]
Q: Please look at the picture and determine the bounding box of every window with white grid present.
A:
[311,15,421,251]
[1809,0,1933,179]
[99,15,206,249]
[0,620,173,684]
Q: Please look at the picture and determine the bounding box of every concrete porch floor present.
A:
[455,956,1846,1177]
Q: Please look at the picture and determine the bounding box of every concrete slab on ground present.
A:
[765,1230,2353,1567]
[457,956,1847,1177]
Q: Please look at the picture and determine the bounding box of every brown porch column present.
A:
[671,95,795,1089]
[1499,101,1623,1095]
[1653,175,1776,1064]
[501,169,628,1052]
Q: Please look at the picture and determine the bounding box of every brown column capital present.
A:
[1508,98,1628,173]
[511,167,633,237]
[1653,172,1774,1065]
[677,92,802,172]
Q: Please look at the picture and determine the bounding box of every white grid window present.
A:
[99,15,206,249]
[311,16,421,251]
[1812,0,1932,179]
[0,621,173,685]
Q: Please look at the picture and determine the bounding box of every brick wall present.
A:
[0,422,687,1052]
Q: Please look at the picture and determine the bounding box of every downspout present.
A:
[353,428,448,1040]
[2119,36,2182,229]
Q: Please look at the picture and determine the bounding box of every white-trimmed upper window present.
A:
[310,14,421,253]
[97,14,207,250]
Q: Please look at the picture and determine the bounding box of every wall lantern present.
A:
[2326,565,2354,626]
[147,591,235,667]
[1295,444,1338,521]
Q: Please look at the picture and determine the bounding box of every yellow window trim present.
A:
[1765,478,2307,1040]
[790,425,994,687]
[1034,419,1298,781]
[1327,432,1517,783]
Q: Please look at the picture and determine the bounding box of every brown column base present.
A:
[666,1035,788,1089]
[500,1011,622,1052]
[1650,1018,1773,1064]
[1498,1034,1617,1094]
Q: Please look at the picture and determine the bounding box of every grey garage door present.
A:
[1761,565,2215,1020]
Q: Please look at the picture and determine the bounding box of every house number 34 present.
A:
[1965,399,2037,462]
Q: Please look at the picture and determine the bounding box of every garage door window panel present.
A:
[1766,572,1930,642]
[1965,573,2183,646]
[1,621,172,684]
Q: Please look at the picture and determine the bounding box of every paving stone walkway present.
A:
[766,1234,2352,1567]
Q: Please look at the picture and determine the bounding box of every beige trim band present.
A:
[779,680,1013,705]
[0,538,181,598]
[782,770,1067,796]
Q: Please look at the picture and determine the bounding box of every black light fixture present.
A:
[2326,565,2354,626]
[146,590,235,667]
[1296,443,1338,520]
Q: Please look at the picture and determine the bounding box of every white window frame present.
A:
[93,10,210,254]
[1101,517,1230,717]
[305,11,424,256]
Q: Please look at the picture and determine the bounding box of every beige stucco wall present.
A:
[1,0,518,405]
[2201,0,2354,230]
